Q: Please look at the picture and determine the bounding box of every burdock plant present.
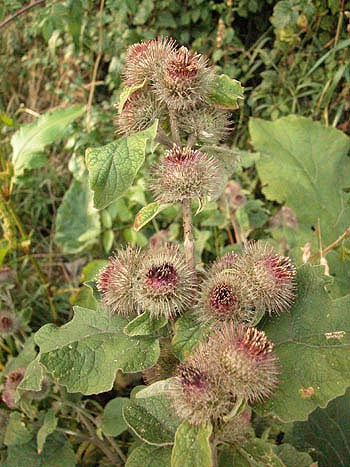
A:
[90,37,298,464]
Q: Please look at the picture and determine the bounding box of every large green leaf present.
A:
[35,306,160,394]
[171,421,212,467]
[250,116,350,248]
[54,155,101,254]
[11,106,85,178]
[3,433,75,467]
[258,264,350,422]
[286,388,350,467]
[86,121,158,209]
[123,388,181,446]
[126,443,172,467]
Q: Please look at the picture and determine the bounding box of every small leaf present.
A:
[123,392,181,446]
[18,356,45,392]
[126,443,172,467]
[37,410,57,454]
[124,311,168,336]
[210,74,244,109]
[232,438,286,467]
[118,79,147,113]
[171,421,212,467]
[35,305,160,395]
[11,106,85,179]
[171,311,210,361]
[134,202,170,231]
[101,397,128,437]
[4,413,32,447]
[86,121,158,210]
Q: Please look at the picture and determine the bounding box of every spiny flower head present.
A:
[134,243,197,319]
[116,90,164,136]
[234,241,297,314]
[208,323,279,403]
[154,46,214,110]
[150,145,226,204]
[123,37,177,86]
[179,105,231,144]
[210,252,239,275]
[97,246,141,316]
[0,310,19,336]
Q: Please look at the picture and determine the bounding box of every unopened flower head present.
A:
[97,246,141,316]
[123,37,177,86]
[209,323,279,403]
[0,310,19,336]
[116,90,164,136]
[150,145,225,204]
[235,241,297,314]
[154,46,214,110]
[179,105,231,144]
[134,243,197,319]
[218,411,253,445]
[2,367,26,409]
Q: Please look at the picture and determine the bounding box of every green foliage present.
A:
[123,311,168,337]
[11,106,85,179]
[258,265,350,422]
[125,444,172,467]
[171,422,213,467]
[35,306,160,394]
[101,397,128,437]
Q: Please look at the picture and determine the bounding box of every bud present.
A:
[150,145,226,204]
[2,367,26,409]
[224,181,247,211]
[208,324,279,403]
[154,46,214,110]
[97,246,141,316]
[0,310,19,336]
[25,376,51,401]
[269,207,298,231]
[234,241,297,315]
[179,105,231,144]
[123,37,177,86]
[116,90,164,136]
[134,244,197,319]
[217,411,253,445]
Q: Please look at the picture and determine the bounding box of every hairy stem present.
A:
[169,108,181,146]
[182,199,195,271]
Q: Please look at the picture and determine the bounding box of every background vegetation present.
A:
[0,1,349,465]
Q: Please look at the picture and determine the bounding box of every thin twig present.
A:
[334,0,346,47]
[0,0,45,30]
[311,225,350,259]
[86,0,105,132]
[229,210,242,244]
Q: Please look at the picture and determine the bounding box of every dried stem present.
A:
[182,199,195,271]
[0,0,45,30]
[86,0,105,132]
[311,225,350,259]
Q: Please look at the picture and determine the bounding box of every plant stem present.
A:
[0,0,45,30]
[182,199,195,271]
[169,108,181,146]
[211,440,218,467]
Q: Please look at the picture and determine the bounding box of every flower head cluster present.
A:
[170,323,279,425]
[150,145,226,204]
[97,244,197,320]
[196,242,296,326]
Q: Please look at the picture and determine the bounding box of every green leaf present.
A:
[232,438,286,467]
[54,155,101,254]
[210,74,244,109]
[171,421,212,467]
[272,444,314,467]
[11,106,85,178]
[124,311,168,336]
[171,311,210,361]
[126,443,172,467]
[5,336,37,374]
[3,433,75,467]
[101,397,128,437]
[134,202,170,231]
[35,305,160,394]
[250,116,350,248]
[286,388,350,467]
[258,264,350,422]
[37,410,57,454]
[4,413,32,447]
[123,391,181,446]
[118,80,146,113]
[18,356,45,392]
[86,121,158,210]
